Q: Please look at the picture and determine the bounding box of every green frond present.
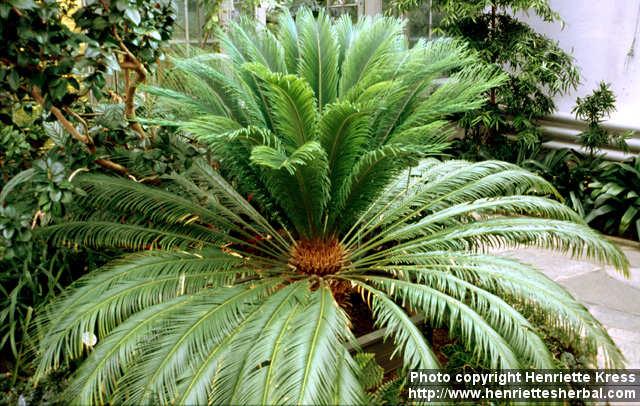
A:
[64,295,194,405]
[0,167,35,203]
[159,115,242,140]
[384,195,584,241]
[172,55,266,125]
[339,16,405,98]
[396,64,507,133]
[269,284,363,405]
[349,280,440,370]
[72,174,223,227]
[148,55,264,126]
[371,38,479,145]
[334,14,357,69]
[399,268,554,368]
[385,218,629,274]
[353,352,384,390]
[204,125,282,150]
[186,160,290,246]
[331,347,367,405]
[385,121,451,147]
[250,141,325,175]
[356,276,522,369]
[372,375,405,405]
[115,279,283,405]
[224,20,280,71]
[171,283,307,405]
[176,289,292,404]
[33,250,249,381]
[386,252,625,368]
[255,27,287,74]
[220,281,311,405]
[276,9,299,73]
[332,145,447,230]
[144,85,223,117]
[452,256,625,368]
[246,63,319,149]
[236,283,310,405]
[318,101,370,199]
[296,8,339,109]
[349,159,562,242]
[342,159,442,243]
[38,221,218,251]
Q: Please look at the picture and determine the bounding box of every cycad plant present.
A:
[33,9,629,405]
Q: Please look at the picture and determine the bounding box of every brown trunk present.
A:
[114,28,148,140]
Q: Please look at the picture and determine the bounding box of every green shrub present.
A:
[392,0,579,162]
[582,157,640,240]
[572,82,630,156]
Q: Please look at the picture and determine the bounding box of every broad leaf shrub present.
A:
[581,156,640,240]
[0,0,179,378]
[0,0,176,174]
[32,10,629,404]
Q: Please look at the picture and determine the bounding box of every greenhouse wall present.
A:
[520,0,640,129]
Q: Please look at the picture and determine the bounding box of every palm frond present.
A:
[371,38,478,145]
[383,195,584,241]
[339,16,404,97]
[332,145,447,230]
[218,281,310,404]
[355,276,522,369]
[345,159,561,245]
[246,63,318,149]
[64,295,194,404]
[318,101,370,200]
[381,218,628,274]
[296,8,339,109]
[396,64,507,133]
[383,251,625,367]
[399,269,553,368]
[276,9,299,73]
[350,280,440,370]
[270,284,363,405]
[251,141,325,175]
[37,221,218,251]
[34,250,248,380]
[115,279,283,404]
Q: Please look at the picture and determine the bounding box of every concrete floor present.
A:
[498,243,640,368]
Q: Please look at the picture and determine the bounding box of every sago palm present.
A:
[33,9,629,405]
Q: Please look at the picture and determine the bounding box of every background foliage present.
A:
[392,0,579,162]
[0,0,179,382]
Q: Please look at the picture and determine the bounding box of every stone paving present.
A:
[497,242,640,368]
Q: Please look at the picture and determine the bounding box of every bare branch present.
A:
[113,28,148,140]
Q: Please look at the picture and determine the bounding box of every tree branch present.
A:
[30,86,129,175]
[95,158,128,175]
[30,87,95,152]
